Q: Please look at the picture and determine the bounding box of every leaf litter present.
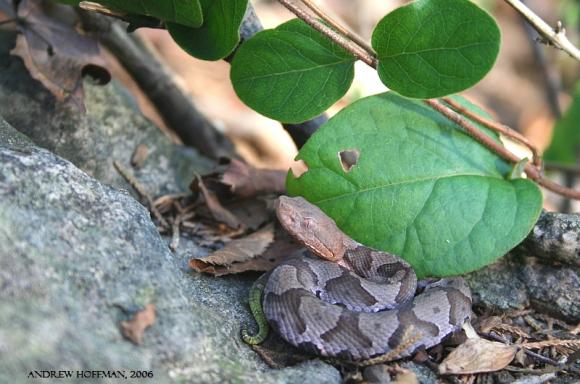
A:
[10,0,110,111]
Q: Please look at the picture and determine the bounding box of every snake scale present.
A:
[248,196,472,363]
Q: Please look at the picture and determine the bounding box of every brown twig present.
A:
[442,97,541,168]
[503,0,580,61]
[277,0,580,201]
[298,0,375,56]
[277,0,376,67]
[113,160,169,228]
[484,332,561,367]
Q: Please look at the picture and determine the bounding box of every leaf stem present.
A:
[277,0,580,201]
[503,0,580,61]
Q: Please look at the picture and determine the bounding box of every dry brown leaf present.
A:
[439,338,517,375]
[189,230,302,276]
[476,316,503,333]
[194,175,241,229]
[191,223,274,267]
[203,158,286,199]
[120,304,156,345]
[228,198,272,230]
[11,0,110,110]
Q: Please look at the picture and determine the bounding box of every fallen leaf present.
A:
[194,175,241,229]
[204,158,286,199]
[189,230,302,276]
[439,338,517,375]
[11,0,110,110]
[476,316,503,334]
[120,304,156,345]
[227,198,272,230]
[191,224,274,267]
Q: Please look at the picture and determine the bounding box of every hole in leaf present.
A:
[338,149,359,172]
[290,159,308,178]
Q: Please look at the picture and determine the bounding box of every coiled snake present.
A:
[243,196,472,363]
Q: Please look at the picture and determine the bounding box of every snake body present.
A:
[261,196,472,362]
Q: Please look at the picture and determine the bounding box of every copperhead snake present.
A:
[244,196,472,363]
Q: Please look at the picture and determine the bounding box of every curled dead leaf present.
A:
[439,338,517,375]
[120,304,156,345]
[194,175,241,229]
[189,230,301,276]
[191,223,274,269]
[11,0,110,110]
[202,158,286,199]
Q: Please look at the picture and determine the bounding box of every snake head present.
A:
[276,196,354,261]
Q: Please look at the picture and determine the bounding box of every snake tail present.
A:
[241,276,269,345]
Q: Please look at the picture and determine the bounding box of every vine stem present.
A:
[299,0,376,56]
[278,0,376,67]
[277,0,580,200]
[441,97,542,168]
[503,0,580,61]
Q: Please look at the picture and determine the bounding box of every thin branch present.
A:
[427,99,580,200]
[298,0,376,56]
[277,0,580,201]
[277,0,376,67]
[113,161,169,228]
[504,0,580,61]
[442,97,541,168]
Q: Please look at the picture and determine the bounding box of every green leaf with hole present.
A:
[287,93,541,278]
[544,83,580,165]
[372,0,500,99]
[93,0,203,27]
[230,18,356,123]
[168,0,248,61]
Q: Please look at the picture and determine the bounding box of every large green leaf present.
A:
[372,0,500,99]
[168,0,248,61]
[287,93,541,278]
[544,83,580,165]
[92,0,203,27]
[230,19,356,123]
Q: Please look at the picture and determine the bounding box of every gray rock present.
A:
[0,118,340,383]
[519,264,579,322]
[466,257,530,311]
[467,254,579,322]
[519,211,580,267]
[362,364,391,383]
